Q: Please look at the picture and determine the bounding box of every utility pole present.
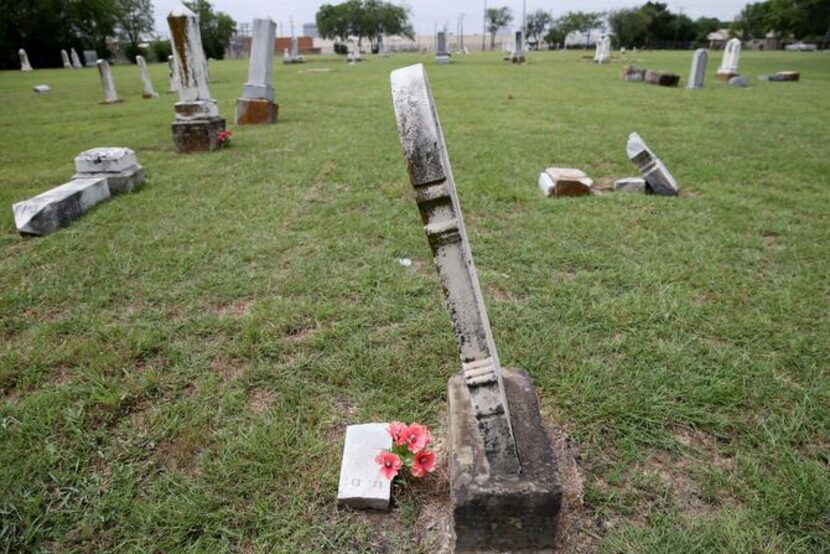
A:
[482,0,487,51]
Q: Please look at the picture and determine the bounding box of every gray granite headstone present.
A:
[12,178,110,236]
[687,48,708,89]
[435,32,449,64]
[83,50,97,67]
[337,423,392,510]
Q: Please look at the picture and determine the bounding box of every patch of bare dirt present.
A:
[156,424,210,475]
[212,297,255,317]
[248,388,275,414]
[323,394,359,443]
[210,356,245,381]
[489,286,515,303]
[283,320,319,341]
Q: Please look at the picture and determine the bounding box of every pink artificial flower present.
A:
[375,451,402,480]
[388,421,407,446]
[402,423,431,453]
[411,449,436,478]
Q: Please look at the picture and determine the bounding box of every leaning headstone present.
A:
[12,178,110,236]
[135,55,158,99]
[61,49,72,69]
[626,132,679,196]
[511,30,525,63]
[19,49,33,71]
[337,423,393,510]
[760,70,800,82]
[70,48,83,69]
[236,18,278,125]
[614,177,647,193]
[728,75,749,87]
[33,85,50,93]
[168,6,226,153]
[97,60,121,104]
[538,168,593,197]
[435,31,450,65]
[391,63,562,552]
[595,36,610,63]
[83,50,97,67]
[644,69,680,87]
[716,38,740,81]
[73,147,145,194]
[686,48,708,89]
[167,55,179,93]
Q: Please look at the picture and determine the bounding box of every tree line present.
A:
[316,0,414,53]
[0,0,235,70]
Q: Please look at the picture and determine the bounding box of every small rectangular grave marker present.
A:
[337,423,392,511]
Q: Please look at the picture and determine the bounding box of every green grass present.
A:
[1,50,829,552]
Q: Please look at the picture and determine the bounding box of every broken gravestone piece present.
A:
[12,178,110,236]
[337,423,392,510]
[621,65,646,81]
[728,75,749,87]
[33,85,50,93]
[626,132,679,196]
[538,167,594,197]
[73,147,145,194]
[644,69,680,87]
[391,63,561,552]
[614,177,647,193]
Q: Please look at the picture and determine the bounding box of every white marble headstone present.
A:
[337,423,392,510]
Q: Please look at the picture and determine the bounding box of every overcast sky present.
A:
[152,0,746,37]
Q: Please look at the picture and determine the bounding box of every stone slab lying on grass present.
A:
[337,423,392,511]
[74,147,145,194]
[12,177,110,236]
[538,168,593,197]
[644,70,680,87]
[728,75,749,87]
[621,66,646,81]
[33,85,50,93]
[626,132,679,196]
[614,177,647,193]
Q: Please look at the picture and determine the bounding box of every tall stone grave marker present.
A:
[716,38,741,81]
[97,60,121,104]
[135,55,158,98]
[435,31,449,64]
[61,49,72,68]
[391,63,561,552]
[19,49,33,71]
[511,30,525,63]
[687,48,708,89]
[626,132,679,196]
[235,18,277,125]
[167,5,226,153]
[70,48,83,69]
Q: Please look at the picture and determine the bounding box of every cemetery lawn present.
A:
[1,50,828,552]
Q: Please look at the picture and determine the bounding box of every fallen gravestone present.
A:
[337,423,393,510]
[687,48,708,89]
[626,132,679,196]
[716,38,741,81]
[236,18,278,125]
[391,63,561,552]
[621,66,646,81]
[73,147,145,194]
[759,71,800,82]
[97,60,121,104]
[538,167,593,197]
[644,69,680,87]
[19,49,33,71]
[33,85,50,93]
[167,6,226,153]
[12,178,110,236]
[728,75,749,87]
[614,177,647,193]
[135,55,158,99]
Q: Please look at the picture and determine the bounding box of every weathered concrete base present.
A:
[538,168,593,197]
[435,55,450,65]
[614,177,647,193]
[449,369,562,552]
[74,166,145,194]
[13,178,110,236]
[235,98,278,125]
[172,117,226,153]
[715,71,738,82]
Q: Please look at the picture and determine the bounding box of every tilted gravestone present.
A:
[19,49,33,71]
[716,38,741,81]
[61,49,71,69]
[235,18,278,125]
[97,60,121,104]
[594,36,610,63]
[167,6,226,153]
[70,48,83,69]
[12,178,110,236]
[687,48,708,89]
[167,55,179,93]
[391,63,561,552]
[135,55,158,99]
[626,132,679,196]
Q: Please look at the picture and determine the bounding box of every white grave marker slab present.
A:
[337,423,392,510]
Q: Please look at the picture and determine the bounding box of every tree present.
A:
[117,0,154,61]
[608,8,650,47]
[556,11,603,48]
[316,0,413,51]
[69,0,120,57]
[525,9,553,48]
[694,17,725,43]
[183,0,236,59]
[485,6,513,49]
[317,0,359,43]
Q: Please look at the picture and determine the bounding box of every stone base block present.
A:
[435,55,450,65]
[74,165,145,194]
[235,98,278,125]
[614,177,647,193]
[538,167,593,197]
[172,117,226,154]
[715,71,738,82]
[449,369,562,552]
[622,66,646,81]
